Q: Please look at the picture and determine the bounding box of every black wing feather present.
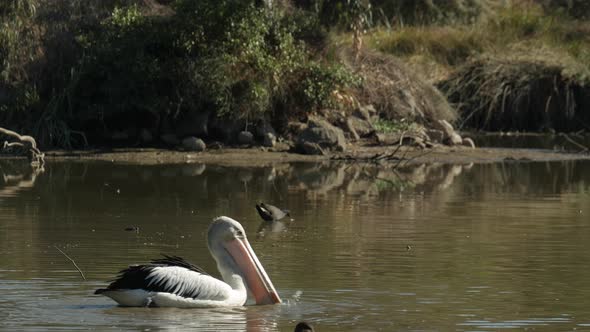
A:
[96,254,210,299]
[256,204,273,221]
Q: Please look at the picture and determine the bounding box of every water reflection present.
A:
[257,220,290,239]
[0,159,43,198]
[1,159,590,331]
[100,306,281,332]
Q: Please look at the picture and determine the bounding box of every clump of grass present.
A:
[440,55,590,132]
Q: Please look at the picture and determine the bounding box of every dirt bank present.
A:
[37,145,590,167]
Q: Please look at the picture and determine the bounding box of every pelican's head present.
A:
[207,216,281,305]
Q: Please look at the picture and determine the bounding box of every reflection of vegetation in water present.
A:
[374,177,412,192]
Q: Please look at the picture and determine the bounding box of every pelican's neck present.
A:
[210,244,247,291]
[222,271,247,291]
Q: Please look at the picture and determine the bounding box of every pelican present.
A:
[95,216,281,307]
[256,202,290,222]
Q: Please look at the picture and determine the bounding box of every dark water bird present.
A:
[294,322,315,332]
[95,216,281,307]
[255,202,290,222]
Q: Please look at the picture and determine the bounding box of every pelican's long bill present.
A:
[224,237,281,304]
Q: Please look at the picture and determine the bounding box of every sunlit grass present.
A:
[372,118,419,134]
[362,4,590,81]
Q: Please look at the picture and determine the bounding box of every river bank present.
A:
[34,144,590,167]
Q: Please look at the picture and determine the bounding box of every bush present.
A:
[0,0,364,147]
[299,62,361,110]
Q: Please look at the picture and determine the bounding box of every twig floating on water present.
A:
[54,245,86,281]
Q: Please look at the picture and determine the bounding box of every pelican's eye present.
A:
[235,229,244,238]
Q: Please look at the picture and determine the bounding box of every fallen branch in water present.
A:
[0,127,45,166]
[54,246,86,281]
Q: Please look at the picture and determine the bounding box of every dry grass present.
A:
[367,26,484,82]
[440,54,590,132]
[359,2,590,132]
[367,3,590,80]
[369,26,483,65]
[337,47,457,126]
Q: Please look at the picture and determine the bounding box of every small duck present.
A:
[255,202,290,222]
[294,322,315,332]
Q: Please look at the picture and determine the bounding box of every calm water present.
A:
[1,159,590,331]
[474,133,590,151]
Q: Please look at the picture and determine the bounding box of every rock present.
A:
[462,137,476,149]
[237,131,254,145]
[208,115,244,143]
[345,121,360,141]
[354,104,377,121]
[161,133,179,145]
[296,117,347,153]
[447,132,463,146]
[262,133,276,147]
[255,122,277,147]
[425,129,444,144]
[347,117,375,138]
[435,120,463,146]
[175,110,210,138]
[140,128,154,143]
[412,136,426,149]
[181,137,206,152]
[288,121,307,135]
[300,141,325,155]
[376,132,403,145]
[274,140,292,152]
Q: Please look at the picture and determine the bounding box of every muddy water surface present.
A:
[1,160,589,331]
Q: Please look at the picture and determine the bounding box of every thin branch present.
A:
[54,246,86,281]
[0,127,45,166]
[559,133,588,153]
[4,141,26,149]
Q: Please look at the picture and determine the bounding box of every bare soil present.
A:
[39,145,590,167]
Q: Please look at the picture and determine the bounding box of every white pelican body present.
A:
[95,216,281,307]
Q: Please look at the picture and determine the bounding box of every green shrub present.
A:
[0,0,360,146]
[299,62,361,110]
[372,118,415,134]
